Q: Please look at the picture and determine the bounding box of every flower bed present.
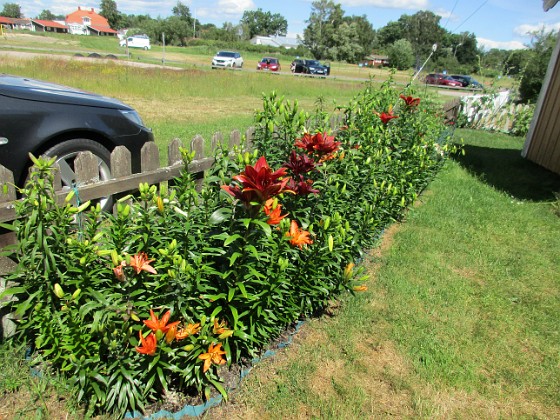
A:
[1,78,457,417]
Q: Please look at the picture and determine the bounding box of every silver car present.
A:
[211,51,244,68]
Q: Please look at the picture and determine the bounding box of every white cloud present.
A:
[216,0,256,17]
[477,37,527,51]
[340,0,427,8]
[514,22,560,36]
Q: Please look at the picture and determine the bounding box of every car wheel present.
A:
[43,138,113,211]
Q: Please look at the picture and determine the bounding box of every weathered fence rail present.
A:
[0,128,253,253]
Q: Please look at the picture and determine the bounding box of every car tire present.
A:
[43,138,113,211]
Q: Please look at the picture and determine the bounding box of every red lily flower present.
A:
[377,110,399,125]
[282,150,317,176]
[129,252,157,275]
[222,156,289,205]
[399,94,421,107]
[263,199,288,225]
[143,309,180,334]
[286,176,319,196]
[295,132,341,156]
[136,331,157,356]
[286,220,313,249]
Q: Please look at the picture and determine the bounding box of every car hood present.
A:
[0,74,132,109]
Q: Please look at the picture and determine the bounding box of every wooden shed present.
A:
[522,0,560,174]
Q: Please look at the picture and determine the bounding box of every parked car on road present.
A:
[450,74,483,89]
[0,74,154,209]
[425,73,463,87]
[211,51,244,68]
[291,59,330,76]
[257,57,281,72]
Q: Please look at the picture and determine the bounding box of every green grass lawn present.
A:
[206,128,560,418]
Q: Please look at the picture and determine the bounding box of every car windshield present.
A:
[306,60,320,66]
[217,51,236,57]
[261,58,277,63]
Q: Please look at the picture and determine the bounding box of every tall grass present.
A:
[0,56,365,149]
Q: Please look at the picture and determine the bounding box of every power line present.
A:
[452,0,488,33]
[442,0,460,30]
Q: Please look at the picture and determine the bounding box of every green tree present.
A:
[1,2,22,18]
[240,8,287,38]
[99,0,121,29]
[519,29,558,103]
[37,9,56,20]
[327,21,364,62]
[172,1,191,21]
[387,39,414,70]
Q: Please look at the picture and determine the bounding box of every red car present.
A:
[425,73,463,87]
[257,57,281,72]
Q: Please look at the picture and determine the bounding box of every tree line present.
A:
[1,0,556,103]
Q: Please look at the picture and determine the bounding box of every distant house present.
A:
[522,0,560,174]
[249,35,301,49]
[32,20,68,34]
[65,6,116,36]
[0,16,14,30]
[362,54,389,68]
[10,18,33,31]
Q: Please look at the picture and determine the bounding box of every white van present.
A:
[120,35,151,50]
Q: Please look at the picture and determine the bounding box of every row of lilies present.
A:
[1,78,456,417]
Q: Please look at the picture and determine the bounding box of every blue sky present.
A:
[18,0,560,50]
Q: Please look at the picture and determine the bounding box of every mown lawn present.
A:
[206,128,560,419]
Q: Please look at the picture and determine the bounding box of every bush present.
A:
[1,78,456,417]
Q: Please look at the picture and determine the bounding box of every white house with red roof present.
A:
[65,6,116,36]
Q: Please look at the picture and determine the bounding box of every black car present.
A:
[450,74,483,89]
[0,74,154,206]
[291,59,330,76]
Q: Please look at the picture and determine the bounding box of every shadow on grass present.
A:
[452,144,560,202]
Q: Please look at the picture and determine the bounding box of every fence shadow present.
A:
[452,144,560,202]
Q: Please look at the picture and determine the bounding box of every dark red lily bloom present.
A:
[221,156,289,205]
[399,94,421,107]
[295,132,341,156]
[282,150,317,176]
[376,109,399,125]
[286,175,320,196]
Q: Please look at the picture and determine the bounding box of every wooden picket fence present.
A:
[0,128,253,254]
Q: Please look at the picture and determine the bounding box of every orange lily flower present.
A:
[113,261,126,281]
[175,323,201,340]
[213,318,229,335]
[286,220,313,249]
[143,309,180,334]
[198,343,227,373]
[136,331,157,356]
[263,199,288,225]
[129,252,157,275]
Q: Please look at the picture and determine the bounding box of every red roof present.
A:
[0,16,14,24]
[32,20,67,29]
[66,6,112,29]
[88,25,117,34]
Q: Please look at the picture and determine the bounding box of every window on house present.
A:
[82,17,90,25]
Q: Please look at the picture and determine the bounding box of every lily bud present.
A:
[218,329,234,339]
[54,283,65,299]
[328,235,334,252]
[183,344,194,351]
[71,288,81,300]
